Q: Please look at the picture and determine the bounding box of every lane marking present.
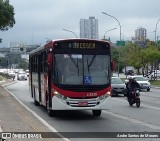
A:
[3,82,160,136]
[103,110,160,130]
[112,98,160,111]
[104,98,160,130]
[0,126,3,132]
[3,84,70,141]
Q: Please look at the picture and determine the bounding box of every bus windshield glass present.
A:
[54,54,110,85]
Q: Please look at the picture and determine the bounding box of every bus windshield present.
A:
[54,54,110,85]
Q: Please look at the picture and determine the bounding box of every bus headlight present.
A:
[99,92,111,100]
[54,91,67,100]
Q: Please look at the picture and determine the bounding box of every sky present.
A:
[1,0,160,47]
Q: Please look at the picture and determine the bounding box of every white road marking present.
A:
[0,126,3,132]
[103,98,160,130]
[103,110,160,130]
[112,97,160,111]
[3,84,70,141]
[3,81,160,137]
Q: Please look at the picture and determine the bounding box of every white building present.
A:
[80,17,99,39]
[135,27,147,42]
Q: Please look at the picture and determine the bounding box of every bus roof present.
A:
[29,38,110,55]
[45,38,110,44]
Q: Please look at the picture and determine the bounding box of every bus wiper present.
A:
[68,54,77,67]
[88,55,96,68]
[77,57,79,76]
[87,58,90,76]
[68,54,79,75]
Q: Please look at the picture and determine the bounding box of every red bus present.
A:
[29,39,114,117]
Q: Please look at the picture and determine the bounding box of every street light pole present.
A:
[62,29,78,38]
[102,12,122,77]
[155,19,160,43]
[104,28,117,40]
[102,12,122,41]
[154,19,160,80]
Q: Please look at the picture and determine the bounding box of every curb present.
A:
[0,80,5,83]
[151,85,160,89]
[2,81,70,141]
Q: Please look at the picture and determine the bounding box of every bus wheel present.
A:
[34,87,39,106]
[92,110,101,117]
[47,107,53,117]
[46,97,56,117]
[47,107,56,117]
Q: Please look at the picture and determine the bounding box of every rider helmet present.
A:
[128,76,134,82]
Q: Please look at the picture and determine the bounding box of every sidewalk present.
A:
[0,79,65,141]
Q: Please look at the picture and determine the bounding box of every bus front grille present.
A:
[66,97,99,107]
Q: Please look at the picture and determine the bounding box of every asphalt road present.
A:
[5,79,160,141]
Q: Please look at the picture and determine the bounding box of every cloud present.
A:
[1,0,160,47]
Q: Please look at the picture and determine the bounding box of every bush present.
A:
[0,73,12,79]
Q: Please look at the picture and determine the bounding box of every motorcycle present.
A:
[127,89,140,108]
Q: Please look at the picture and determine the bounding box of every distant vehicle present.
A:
[8,71,16,78]
[17,71,27,80]
[125,70,134,75]
[13,69,20,73]
[122,66,134,75]
[25,69,29,77]
[150,70,160,79]
[125,75,150,91]
[0,69,5,74]
[111,77,126,96]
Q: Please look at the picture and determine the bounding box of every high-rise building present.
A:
[135,27,147,42]
[80,17,99,39]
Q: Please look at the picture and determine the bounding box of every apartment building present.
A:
[80,16,99,39]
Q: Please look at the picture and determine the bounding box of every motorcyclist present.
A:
[126,76,140,101]
[12,75,15,81]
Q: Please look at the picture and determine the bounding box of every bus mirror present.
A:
[47,53,52,66]
[111,60,116,71]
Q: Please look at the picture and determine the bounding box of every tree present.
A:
[127,43,142,74]
[0,57,8,67]
[0,0,15,31]
[18,59,28,70]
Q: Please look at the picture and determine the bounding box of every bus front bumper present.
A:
[51,96,111,110]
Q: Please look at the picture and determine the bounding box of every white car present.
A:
[25,69,29,77]
[17,71,27,80]
[125,75,151,91]
[8,71,16,78]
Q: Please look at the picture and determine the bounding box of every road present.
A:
[5,79,160,141]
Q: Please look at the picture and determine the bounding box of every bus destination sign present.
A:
[54,41,110,51]
[70,42,95,49]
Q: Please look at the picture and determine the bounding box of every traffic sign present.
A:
[157,40,160,45]
[116,41,125,46]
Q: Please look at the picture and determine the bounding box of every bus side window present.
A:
[41,52,46,73]
[41,52,44,73]
[43,51,48,73]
